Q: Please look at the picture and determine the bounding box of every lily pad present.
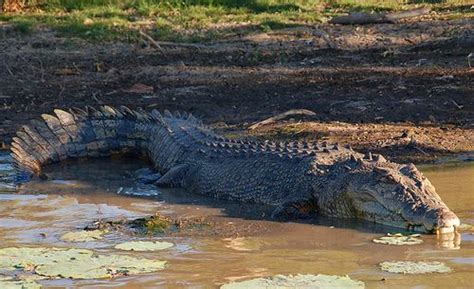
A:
[114,241,174,251]
[380,261,452,274]
[220,274,365,289]
[35,254,166,279]
[373,233,423,245]
[457,223,473,231]
[0,276,41,289]
[0,247,166,279]
[60,230,108,242]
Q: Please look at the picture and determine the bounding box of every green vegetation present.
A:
[130,214,173,234]
[10,18,34,33]
[0,1,472,42]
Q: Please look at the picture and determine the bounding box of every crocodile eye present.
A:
[387,174,398,182]
[377,173,397,183]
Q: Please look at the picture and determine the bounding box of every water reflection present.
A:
[0,154,473,288]
[437,231,461,249]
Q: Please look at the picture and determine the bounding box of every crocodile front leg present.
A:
[271,198,318,220]
[155,164,193,188]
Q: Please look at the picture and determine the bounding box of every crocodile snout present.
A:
[426,208,460,234]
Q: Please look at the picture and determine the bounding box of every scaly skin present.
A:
[11,106,460,233]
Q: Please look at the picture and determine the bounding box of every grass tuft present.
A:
[11,19,35,34]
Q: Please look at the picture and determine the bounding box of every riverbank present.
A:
[1,5,472,163]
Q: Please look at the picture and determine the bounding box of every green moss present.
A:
[88,213,212,236]
[130,214,172,234]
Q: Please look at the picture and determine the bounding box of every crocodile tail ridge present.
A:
[10,105,166,179]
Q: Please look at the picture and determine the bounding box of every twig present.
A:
[249,109,316,130]
[92,93,103,105]
[450,99,463,110]
[313,27,337,49]
[58,83,65,102]
[139,30,164,52]
[139,30,206,50]
[72,62,82,74]
[3,60,13,76]
[39,60,45,83]
[152,40,206,49]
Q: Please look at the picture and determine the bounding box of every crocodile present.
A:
[11,106,460,234]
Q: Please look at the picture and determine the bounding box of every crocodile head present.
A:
[316,154,460,234]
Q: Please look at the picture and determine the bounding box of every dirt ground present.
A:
[1,16,473,163]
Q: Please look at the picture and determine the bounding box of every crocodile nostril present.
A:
[437,212,460,228]
[434,211,460,234]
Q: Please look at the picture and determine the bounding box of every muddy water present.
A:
[0,154,473,288]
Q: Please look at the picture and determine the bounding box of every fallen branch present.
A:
[139,30,164,52]
[151,40,206,49]
[329,7,430,25]
[139,30,206,50]
[272,26,337,49]
[386,7,431,22]
[249,109,316,130]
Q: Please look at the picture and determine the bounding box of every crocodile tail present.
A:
[10,105,162,179]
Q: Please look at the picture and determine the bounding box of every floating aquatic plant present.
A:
[372,233,423,245]
[0,247,166,279]
[115,241,174,251]
[60,230,109,242]
[220,274,365,289]
[0,276,41,289]
[379,261,452,274]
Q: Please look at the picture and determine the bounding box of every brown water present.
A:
[0,155,473,288]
